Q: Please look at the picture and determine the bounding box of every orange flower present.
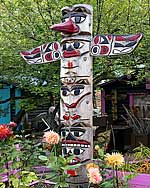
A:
[43,131,60,145]
[0,124,13,140]
[87,167,102,184]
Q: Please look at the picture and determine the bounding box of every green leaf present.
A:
[61,163,81,170]
[45,172,57,179]
[101,179,113,188]
[38,155,48,161]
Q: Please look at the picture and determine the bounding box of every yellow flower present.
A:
[95,145,100,151]
[105,152,124,167]
[86,163,99,170]
[43,131,60,145]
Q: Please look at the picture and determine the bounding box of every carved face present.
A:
[60,83,92,125]
[61,54,92,79]
[61,39,90,58]
[61,127,93,164]
[61,5,92,35]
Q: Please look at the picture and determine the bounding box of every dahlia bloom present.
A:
[105,152,124,167]
[87,167,102,184]
[0,124,13,140]
[43,131,60,145]
[86,163,99,170]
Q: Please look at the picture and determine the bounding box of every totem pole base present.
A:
[68,182,90,188]
[66,164,89,185]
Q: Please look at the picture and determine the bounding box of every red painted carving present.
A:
[63,114,81,120]
[63,50,80,58]
[51,19,79,34]
[67,61,73,69]
[100,46,109,55]
[67,170,77,176]
[45,53,53,61]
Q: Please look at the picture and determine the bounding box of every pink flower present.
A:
[8,121,17,128]
[43,131,60,145]
[0,124,13,140]
[87,167,102,184]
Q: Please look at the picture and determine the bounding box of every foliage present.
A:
[92,0,150,86]
[0,0,150,109]
[87,145,128,188]
[122,105,150,135]
[0,122,45,187]
[38,131,81,188]
[133,143,150,160]
[89,136,149,187]
[0,124,81,188]
[39,152,80,188]
[123,144,150,174]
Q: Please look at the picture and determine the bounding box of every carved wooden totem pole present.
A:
[20,4,143,187]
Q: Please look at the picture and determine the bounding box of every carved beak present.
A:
[51,19,79,34]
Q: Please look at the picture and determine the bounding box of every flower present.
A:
[43,131,60,145]
[87,167,102,184]
[105,152,124,167]
[8,121,17,128]
[0,124,13,140]
[86,163,99,170]
[95,145,100,151]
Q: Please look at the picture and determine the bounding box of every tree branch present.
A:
[96,0,104,35]
[35,0,50,31]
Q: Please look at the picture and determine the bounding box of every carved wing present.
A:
[91,33,143,56]
[20,42,61,64]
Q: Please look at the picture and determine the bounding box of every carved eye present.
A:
[63,148,73,155]
[53,51,60,60]
[61,130,69,137]
[71,88,83,96]
[71,16,86,23]
[73,42,80,49]
[63,44,66,50]
[71,85,84,96]
[74,148,84,155]
[71,130,84,137]
[61,87,70,96]
[73,42,83,49]
[91,46,100,55]
[62,90,69,96]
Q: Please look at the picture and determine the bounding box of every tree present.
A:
[0,0,150,110]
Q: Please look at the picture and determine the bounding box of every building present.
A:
[0,81,21,124]
[96,75,150,152]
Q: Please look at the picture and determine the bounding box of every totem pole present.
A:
[20,4,143,187]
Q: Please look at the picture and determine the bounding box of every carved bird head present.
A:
[51,4,93,36]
